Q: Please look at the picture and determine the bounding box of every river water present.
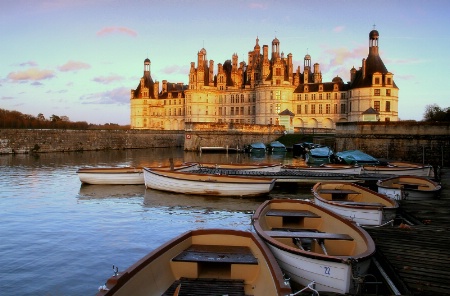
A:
[0,148,312,296]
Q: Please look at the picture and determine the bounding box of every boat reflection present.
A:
[78,184,145,199]
[143,188,264,213]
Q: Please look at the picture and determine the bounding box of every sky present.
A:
[1,0,449,125]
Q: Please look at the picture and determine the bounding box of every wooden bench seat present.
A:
[266,209,321,218]
[163,278,245,296]
[332,201,385,207]
[172,245,258,264]
[318,189,359,194]
[265,230,354,241]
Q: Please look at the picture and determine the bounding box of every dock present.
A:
[365,168,450,296]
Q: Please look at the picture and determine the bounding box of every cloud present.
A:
[80,87,129,105]
[19,61,38,67]
[92,74,124,84]
[324,45,367,68]
[333,26,345,33]
[161,65,190,76]
[248,2,268,9]
[97,27,137,37]
[58,60,91,72]
[1,96,14,100]
[7,68,55,81]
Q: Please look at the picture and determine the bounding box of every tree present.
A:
[50,114,61,122]
[423,104,450,122]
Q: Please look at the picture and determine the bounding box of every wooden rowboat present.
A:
[96,229,293,296]
[252,199,375,294]
[143,168,276,197]
[282,164,362,175]
[198,162,282,172]
[377,175,441,200]
[76,167,145,185]
[312,182,398,226]
[77,163,197,185]
[363,162,434,177]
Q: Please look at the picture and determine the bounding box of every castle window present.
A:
[340,104,346,114]
[276,68,281,76]
[386,89,391,96]
[297,105,301,114]
[326,93,331,100]
[374,89,380,96]
[241,107,244,115]
[387,78,392,85]
[305,94,308,100]
[305,105,308,114]
[342,93,346,100]
[276,79,281,85]
[276,104,280,114]
[319,94,322,100]
[312,94,316,100]
[319,104,323,114]
[311,105,316,114]
[334,104,338,114]
[326,104,330,114]
[374,101,380,111]
[231,107,234,115]
[386,101,391,112]
[375,77,380,84]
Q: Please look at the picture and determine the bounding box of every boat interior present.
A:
[380,177,437,191]
[315,183,394,207]
[260,205,366,257]
[102,232,284,296]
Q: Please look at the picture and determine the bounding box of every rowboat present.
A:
[198,162,282,172]
[77,163,197,185]
[312,182,398,226]
[245,142,267,153]
[76,167,145,185]
[377,175,442,200]
[282,164,362,175]
[305,146,335,165]
[96,229,292,296]
[335,150,380,165]
[143,168,276,197]
[268,141,287,152]
[252,199,375,294]
[363,162,434,177]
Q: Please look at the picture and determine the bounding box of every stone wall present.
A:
[183,122,285,151]
[0,129,184,154]
[335,122,450,167]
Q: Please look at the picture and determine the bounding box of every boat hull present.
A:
[144,168,276,197]
[363,165,434,177]
[313,182,398,226]
[377,175,441,200]
[76,168,144,185]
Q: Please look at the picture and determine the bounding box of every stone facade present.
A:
[130,29,398,131]
[0,129,184,154]
[335,122,450,167]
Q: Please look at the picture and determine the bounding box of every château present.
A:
[130,29,398,131]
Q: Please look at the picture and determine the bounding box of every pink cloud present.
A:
[80,87,129,105]
[19,61,38,67]
[333,26,345,33]
[97,27,137,37]
[248,2,268,9]
[7,68,55,81]
[58,60,91,72]
[92,75,124,84]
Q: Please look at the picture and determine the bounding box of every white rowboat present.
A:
[312,182,398,226]
[282,164,362,175]
[252,199,375,294]
[363,162,434,177]
[377,175,441,200]
[143,168,276,197]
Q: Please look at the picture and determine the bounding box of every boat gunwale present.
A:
[96,229,292,296]
[252,199,376,263]
[313,182,398,209]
